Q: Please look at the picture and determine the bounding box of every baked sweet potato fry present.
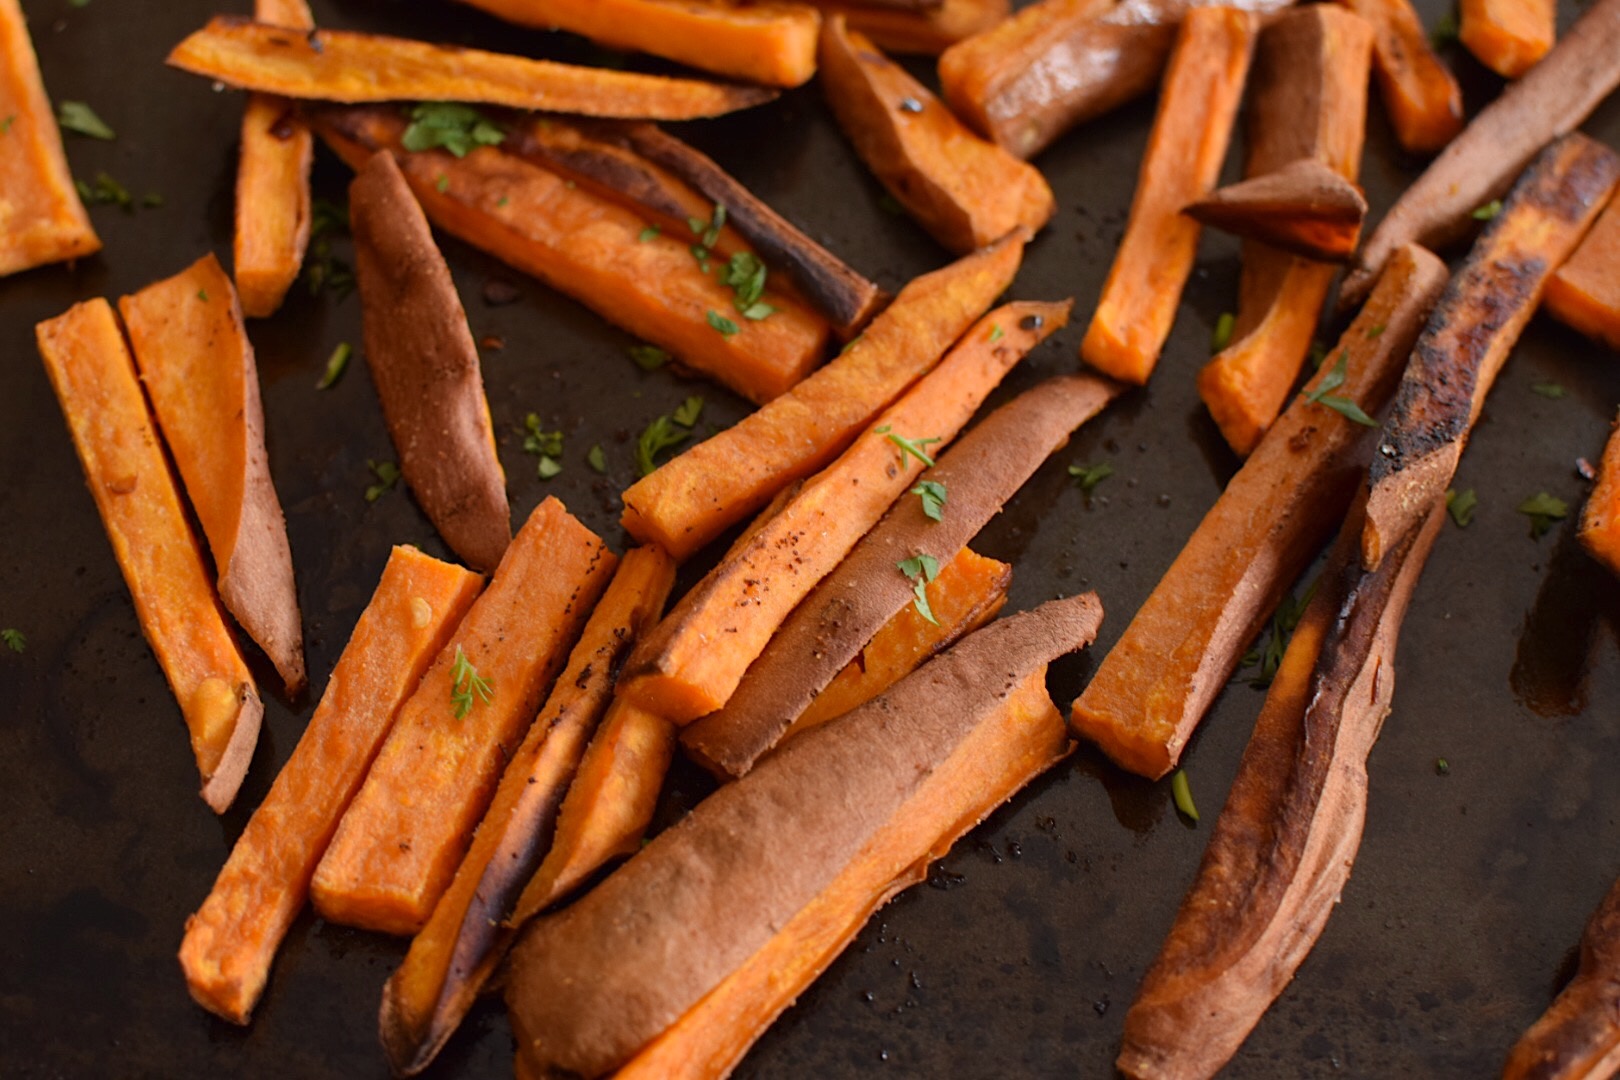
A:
[1545,193,1620,352]
[380,547,675,1076]
[1198,7,1375,456]
[683,368,1122,779]
[1503,873,1620,1079]
[119,253,306,695]
[1460,0,1552,78]
[37,300,261,814]
[0,0,99,275]
[618,229,1026,560]
[819,16,1054,254]
[350,151,511,574]
[1342,0,1620,307]
[1579,413,1620,580]
[1362,135,1620,572]
[180,547,482,1025]
[1184,159,1368,263]
[314,106,828,406]
[168,17,776,119]
[1079,6,1257,385]
[618,299,1052,724]
[506,593,1101,1079]
[1335,0,1463,155]
[310,498,615,936]
[1072,244,1447,780]
[810,0,1009,54]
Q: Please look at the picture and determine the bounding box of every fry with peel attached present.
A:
[1460,0,1552,79]
[1334,0,1463,155]
[1184,159,1368,263]
[809,0,1009,54]
[1545,193,1620,353]
[36,300,261,814]
[179,547,483,1025]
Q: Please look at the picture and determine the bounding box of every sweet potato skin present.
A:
[1545,194,1620,353]
[1335,0,1463,155]
[1184,159,1368,263]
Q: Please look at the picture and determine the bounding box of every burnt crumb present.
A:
[927,865,966,890]
[1578,457,1596,481]
[898,97,923,114]
[482,278,522,306]
[479,335,505,351]
[1019,313,1044,332]
[1094,995,1110,1016]
[269,110,300,141]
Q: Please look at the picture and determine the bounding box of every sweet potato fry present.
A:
[1460,0,1552,78]
[683,367,1122,779]
[170,18,777,119]
[1579,413,1620,580]
[0,0,99,275]
[1072,244,1447,780]
[1335,0,1463,155]
[451,0,820,89]
[1362,135,1620,572]
[36,300,261,814]
[314,106,829,406]
[1079,7,1257,385]
[1341,0,1620,307]
[1184,159,1368,263]
[310,498,615,936]
[180,547,483,1025]
[506,593,1101,1079]
[380,547,675,1077]
[1198,7,1375,456]
[617,300,1054,724]
[350,151,511,574]
[809,0,1010,54]
[1503,873,1620,1079]
[618,229,1026,560]
[1546,193,1620,352]
[819,16,1054,254]
[119,254,306,695]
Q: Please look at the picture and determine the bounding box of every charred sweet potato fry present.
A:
[819,16,1054,254]
[1198,7,1375,456]
[1335,0,1463,155]
[618,300,1054,724]
[180,547,482,1025]
[1072,244,1447,780]
[1342,0,1620,307]
[350,151,511,574]
[683,368,1121,779]
[380,547,675,1077]
[1580,413,1620,580]
[1460,0,1552,78]
[810,0,1009,54]
[1546,193,1620,352]
[0,0,99,275]
[1503,873,1620,1079]
[119,254,306,694]
[506,594,1100,1079]
[168,17,776,119]
[314,106,829,406]
[1362,135,1620,571]
[618,229,1026,560]
[310,498,615,936]
[1079,6,1257,385]
[37,300,262,814]
[1184,159,1368,263]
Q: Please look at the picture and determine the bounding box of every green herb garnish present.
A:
[1211,312,1235,353]
[1,628,25,653]
[1445,487,1478,528]
[707,310,739,337]
[304,199,355,300]
[522,414,563,479]
[1430,10,1459,46]
[911,479,947,521]
[196,289,209,303]
[1068,462,1113,495]
[1435,758,1451,775]
[1302,351,1377,426]
[365,460,401,502]
[316,342,351,389]
[1518,492,1568,538]
[1366,323,1386,339]
[1171,769,1199,823]
[1531,381,1566,399]
[635,415,691,476]
[874,426,940,469]
[449,644,493,719]
[0,115,15,135]
[989,324,1004,344]
[435,175,449,193]
[75,171,132,211]
[57,100,113,140]
[1471,199,1502,221]
[672,396,704,428]
[897,553,941,625]
[628,344,670,371]
[587,444,607,473]
[400,102,503,158]
[1239,582,1316,688]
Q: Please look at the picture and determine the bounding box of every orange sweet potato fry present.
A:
[1460,0,1553,78]
[36,300,261,813]
[310,498,616,936]
[168,17,776,119]
[819,16,1054,254]
[179,547,483,1025]
[1580,412,1620,580]
[1078,7,1257,385]
[809,0,1010,54]
[119,254,306,694]
[1546,192,1620,352]
[618,229,1027,560]
[1183,159,1368,263]
[1335,0,1463,155]
[313,106,829,406]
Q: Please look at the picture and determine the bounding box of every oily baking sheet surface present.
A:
[2,0,1619,1076]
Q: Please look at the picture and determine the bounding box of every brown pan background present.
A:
[2,0,1619,1075]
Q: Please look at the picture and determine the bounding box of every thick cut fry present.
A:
[1198,7,1375,456]
[1362,135,1620,572]
[507,594,1100,1079]
[310,498,615,936]
[1460,0,1552,78]
[0,0,99,275]
[380,547,675,1077]
[618,302,1051,723]
[1184,159,1368,263]
[233,0,313,318]
[683,369,1121,779]
[119,254,306,695]
[1579,413,1620,580]
[619,229,1026,560]
[1072,245,1447,780]
[819,17,1054,254]
[1342,0,1620,306]
[350,151,511,574]
[314,106,828,406]
[179,547,482,1025]
[810,0,1009,54]
[36,301,261,814]
[1079,7,1257,385]
[617,667,1065,1080]
[170,18,776,119]
[1335,0,1463,155]
[1546,193,1620,352]
[452,0,820,89]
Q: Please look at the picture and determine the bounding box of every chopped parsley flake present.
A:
[57,100,113,140]
[1,628,25,653]
[587,444,607,473]
[316,342,351,389]
[911,479,947,521]
[522,414,563,479]
[1471,199,1502,221]
[1445,488,1478,528]
[400,102,504,158]
[628,344,670,371]
[635,414,691,476]
[897,553,941,625]
[1302,351,1377,426]
[1068,462,1113,495]
[1171,769,1199,823]
[1211,312,1235,353]
[365,460,401,502]
[1518,492,1568,539]
[1531,381,1566,399]
[875,426,941,469]
[449,645,493,719]
[672,396,704,428]
[706,310,739,337]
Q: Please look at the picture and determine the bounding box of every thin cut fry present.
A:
[1460,0,1553,78]
[809,0,1010,54]
[1545,192,1620,352]
[1184,159,1368,263]
[1334,0,1463,155]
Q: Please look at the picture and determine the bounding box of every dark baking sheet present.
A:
[4,0,1620,1075]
